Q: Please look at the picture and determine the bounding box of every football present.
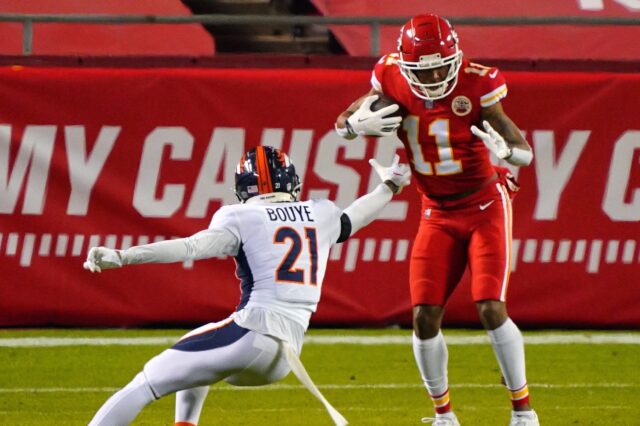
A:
[370,93,406,118]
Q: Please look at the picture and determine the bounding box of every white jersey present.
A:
[116,183,394,351]
[209,199,343,349]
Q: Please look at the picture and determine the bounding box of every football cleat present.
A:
[421,411,461,425]
[509,410,539,426]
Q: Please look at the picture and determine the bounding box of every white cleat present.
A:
[421,411,461,425]
[509,410,539,426]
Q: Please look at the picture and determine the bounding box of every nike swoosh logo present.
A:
[479,200,495,210]
[489,70,498,79]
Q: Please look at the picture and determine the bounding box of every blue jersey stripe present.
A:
[171,321,249,352]
[234,245,254,311]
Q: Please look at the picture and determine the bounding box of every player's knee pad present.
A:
[129,371,158,400]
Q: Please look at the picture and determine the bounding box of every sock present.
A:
[175,386,210,426]
[488,318,530,409]
[88,372,157,426]
[412,331,451,413]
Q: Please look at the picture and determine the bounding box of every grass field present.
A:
[1,328,639,425]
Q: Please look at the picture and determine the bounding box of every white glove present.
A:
[471,120,512,159]
[346,95,402,137]
[368,154,411,194]
[83,246,124,273]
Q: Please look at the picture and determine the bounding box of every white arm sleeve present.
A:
[505,146,533,166]
[342,183,393,236]
[121,228,240,265]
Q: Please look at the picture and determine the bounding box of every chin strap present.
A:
[282,342,348,426]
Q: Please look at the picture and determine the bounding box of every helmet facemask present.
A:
[396,14,464,101]
[398,50,463,100]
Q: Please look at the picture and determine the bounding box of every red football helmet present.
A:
[397,14,463,100]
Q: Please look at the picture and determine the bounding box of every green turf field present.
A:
[1,328,638,425]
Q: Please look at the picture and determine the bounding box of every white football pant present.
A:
[89,320,291,425]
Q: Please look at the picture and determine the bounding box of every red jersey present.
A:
[372,55,508,197]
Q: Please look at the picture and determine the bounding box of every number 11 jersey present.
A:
[372,55,508,197]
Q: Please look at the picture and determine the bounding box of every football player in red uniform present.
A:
[335,14,538,426]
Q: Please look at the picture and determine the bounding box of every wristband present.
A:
[345,119,357,136]
[383,179,401,194]
[504,147,533,166]
[334,122,355,138]
[116,249,127,266]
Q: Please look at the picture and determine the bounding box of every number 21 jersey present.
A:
[209,199,343,332]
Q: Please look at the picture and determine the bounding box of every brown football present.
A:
[370,93,406,118]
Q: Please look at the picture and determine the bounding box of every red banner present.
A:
[0,65,639,327]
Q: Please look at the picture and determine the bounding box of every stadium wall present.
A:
[0,58,639,328]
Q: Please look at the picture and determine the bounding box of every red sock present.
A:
[430,388,452,414]
[509,383,530,409]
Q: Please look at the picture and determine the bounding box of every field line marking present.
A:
[0,337,179,347]
[305,334,640,345]
[1,333,640,347]
[1,383,638,393]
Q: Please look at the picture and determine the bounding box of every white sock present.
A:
[513,410,537,417]
[412,331,449,398]
[89,372,157,426]
[488,318,527,391]
[175,386,210,425]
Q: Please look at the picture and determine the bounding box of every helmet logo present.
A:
[451,95,472,116]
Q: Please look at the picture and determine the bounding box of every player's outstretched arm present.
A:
[341,154,411,238]
[472,102,533,166]
[83,228,239,273]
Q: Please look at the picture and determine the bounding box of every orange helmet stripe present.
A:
[255,146,274,194]
[238,153,246,173]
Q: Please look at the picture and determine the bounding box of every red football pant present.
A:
[410,182,513,306]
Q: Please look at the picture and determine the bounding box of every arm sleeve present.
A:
[121,228,240,265]
[341,183,393,237]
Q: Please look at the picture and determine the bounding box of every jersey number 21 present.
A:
[274,227,318,286]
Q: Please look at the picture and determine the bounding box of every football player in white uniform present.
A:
[83,145,411,426]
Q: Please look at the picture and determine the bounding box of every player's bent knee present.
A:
[476,300,508,330]
[131,371,159,401]
[413,305,445,338]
